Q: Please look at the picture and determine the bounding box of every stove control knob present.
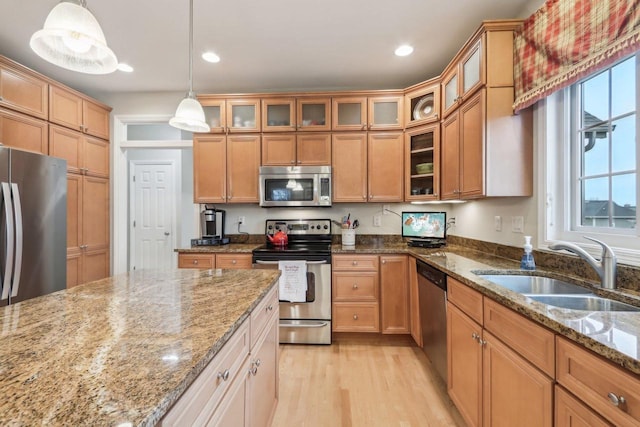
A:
[268,225,273,230]
[323,225,329,229]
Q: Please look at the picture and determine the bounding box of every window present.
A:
[571,56,637,231]
[542,54,640,265]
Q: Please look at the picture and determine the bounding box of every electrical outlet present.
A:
[511,216,524,233]
[238,216,245,225]
[494,216,502,232]
[373,214,382,227]
[383,205,391,215]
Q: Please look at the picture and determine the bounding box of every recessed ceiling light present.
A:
[117,63,133,72]
[395,45,414,57]
[202,52,220,63]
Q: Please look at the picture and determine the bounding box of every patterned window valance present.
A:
[514,0,640,112]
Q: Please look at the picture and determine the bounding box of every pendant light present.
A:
[30,0,118,74]
[169,0,210,133]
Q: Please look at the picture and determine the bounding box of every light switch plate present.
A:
[512,216,524,233]
[494,216,502,232]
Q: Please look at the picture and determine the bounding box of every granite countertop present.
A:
[0,268,280,426]
[176,243,262,253]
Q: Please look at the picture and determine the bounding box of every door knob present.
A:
[164,232,170,236]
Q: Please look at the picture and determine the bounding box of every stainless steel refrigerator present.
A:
[0,147,67,306]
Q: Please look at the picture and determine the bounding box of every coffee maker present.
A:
[192,205,230,246]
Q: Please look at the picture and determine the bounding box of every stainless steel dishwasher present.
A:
[417,259,448,385]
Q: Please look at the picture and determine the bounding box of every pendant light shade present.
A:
[170,0,210,133]
[30,0,118,74]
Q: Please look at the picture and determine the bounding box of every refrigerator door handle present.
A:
[1,182,14,302]
[10,183,22,298]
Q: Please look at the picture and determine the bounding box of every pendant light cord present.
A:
[188,0,194,97]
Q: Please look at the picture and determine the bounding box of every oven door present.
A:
[253,259,332,344]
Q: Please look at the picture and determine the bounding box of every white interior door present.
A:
[130,161,176,270]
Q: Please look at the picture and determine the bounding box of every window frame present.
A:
[538,54,640,266]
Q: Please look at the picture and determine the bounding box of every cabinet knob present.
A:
[0,96,4,101]
[231,259,237,264]
[471,332,479,341]
[381,260,386,264]
[267,305,274,311]
[193,260,199,265]
[290,160,295,164]
[352,283,358,289]
[353,314,358,320]
[164,232,170,236]
[217,369,230,381]
[607,392,626,407]
[255,358,261,367]
[362,195,366,200]
[352,261,358,266]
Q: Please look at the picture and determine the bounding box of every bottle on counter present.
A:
[520,235,536,270]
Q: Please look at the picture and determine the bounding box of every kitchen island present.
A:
[0,268,280,426]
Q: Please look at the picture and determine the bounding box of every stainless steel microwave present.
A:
[259,166,331,207]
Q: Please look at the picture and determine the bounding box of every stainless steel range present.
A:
[252,219,332,344]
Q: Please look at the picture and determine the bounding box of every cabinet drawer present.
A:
[160,319,250,426]
[216,254,252,269]
[250,285,278,348]
[332,303,379,332]
[333,271,378,301]
[557,337,640,427]
[555,385,612,427]
[447,277,483,325]
[178,253,215,269]
[484,298,555,377]
[332,255,379,271]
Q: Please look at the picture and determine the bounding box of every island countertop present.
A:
[0,268,280,426]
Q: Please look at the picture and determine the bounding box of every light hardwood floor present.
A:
[271,334,465,427]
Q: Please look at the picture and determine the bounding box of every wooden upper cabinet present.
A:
[297,97,331,131]
[0,60,48,120]
[261,133,296,165]
[49,124,109,177]
[368,131,403,202]
[226,99,261,133]
[332,132,367,202]
[49,85,110,139]
[82,99,110,140]
[459,90,485,199]
[333,95,402,131]
[405,123,440,201]
[0,108,48,154]
[262,97,295,132]
[226,134,260,203]
[442,38,483,119]
[262,133,331,166]
[193,135,227,203]
[368,95,403,130]
[332,97,367,131]
[404,79,440,128]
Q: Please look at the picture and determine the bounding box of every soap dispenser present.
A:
[520,235,536,270]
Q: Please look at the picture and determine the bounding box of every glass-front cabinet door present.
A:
[262,98,295,132]
[297,97,331,131]
[460,40,483,101]
[405,123,440,201]
[442,67,459,118]
[226,99,261,133]
[332,97,367,131]
[368,95,403,130]
[197,97,226,133]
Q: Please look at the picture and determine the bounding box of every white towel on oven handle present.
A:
[278,260,307,303]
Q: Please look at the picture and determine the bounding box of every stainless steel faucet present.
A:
[548,237,617,289]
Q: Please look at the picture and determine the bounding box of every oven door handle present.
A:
[280,321,329,328]
[255,260,328,265]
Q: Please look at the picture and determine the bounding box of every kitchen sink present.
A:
[476,274,592,295]
[527,295,640,312]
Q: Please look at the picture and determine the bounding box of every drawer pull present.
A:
[217,369,230,381]
[267,305,274,311]
[471,332,478,341]
[353,314,358,320]
[352,283,358,289]
[607,392,626,407]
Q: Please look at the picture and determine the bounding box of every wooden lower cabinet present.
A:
[380,255,409,334]
[482,330,553,427]
[448,280,553,427]
[408,257,422,346]
[177,253,252,270]
[333,303,380,332]
[66,173,109,287]
[247,312,279,427]
[0,107,48,154]
[555,386,612,427]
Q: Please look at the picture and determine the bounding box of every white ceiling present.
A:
[0,0,540,98]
